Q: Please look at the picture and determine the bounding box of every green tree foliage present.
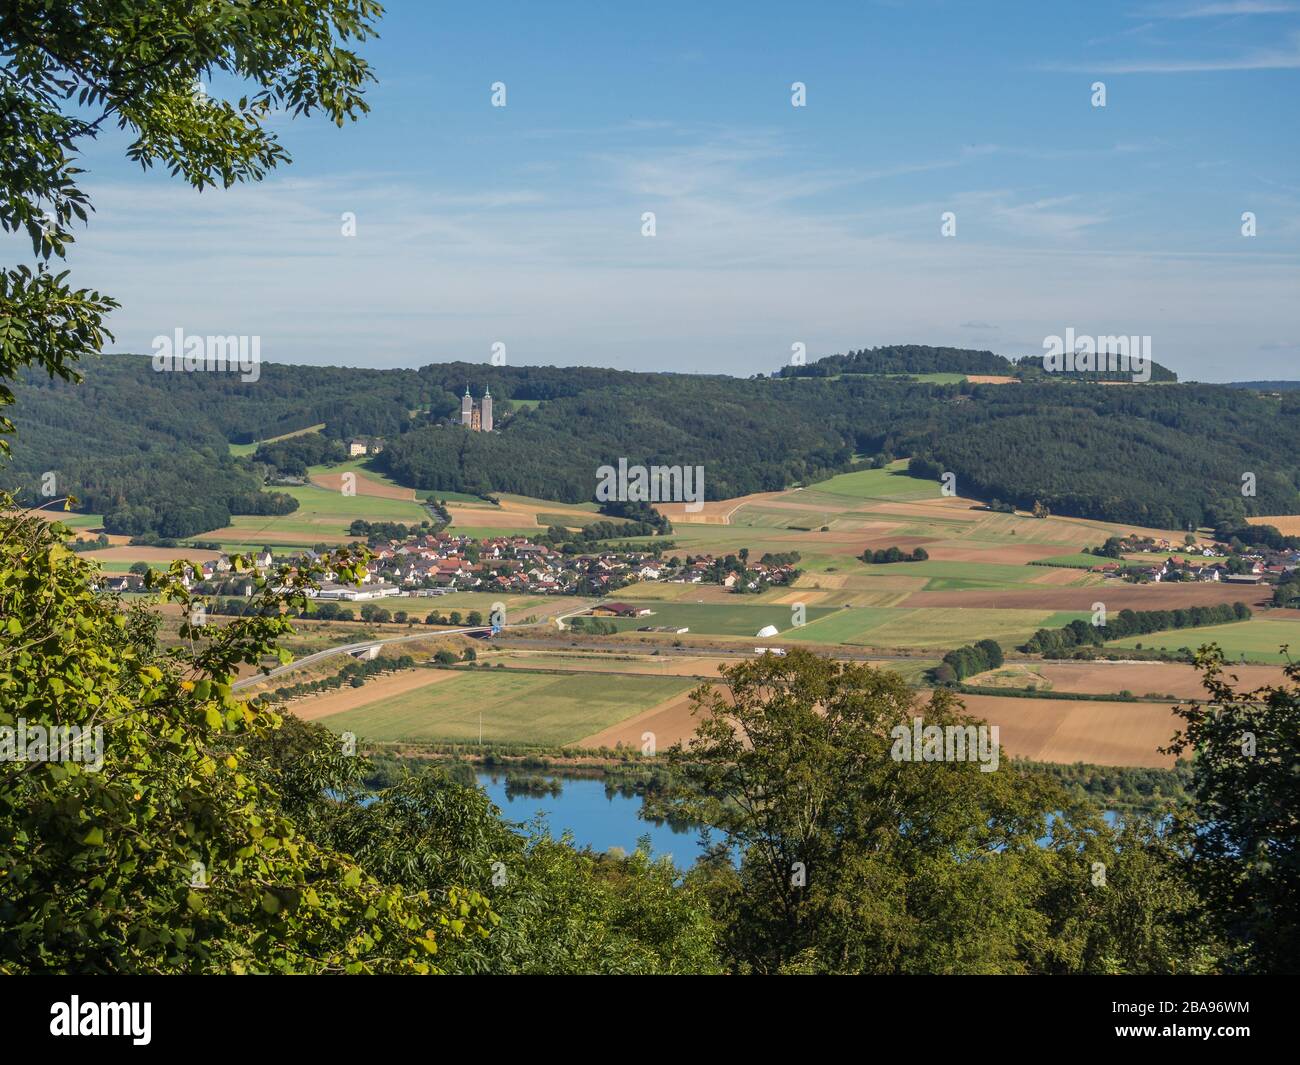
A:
[653,650,1209,973]
[0,516,491,972]
[0,0,495,974]
[1021,603,1249,656]
[1165,650,1300,974]
[779,344,1014,378]
[11,350,1300,533]
[302,757,719,974]
[255,434,349,477]
[861,544,927,564]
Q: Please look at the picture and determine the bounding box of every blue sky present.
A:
[38,0,1300,379]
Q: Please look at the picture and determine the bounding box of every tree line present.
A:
[1021,603,1251,656]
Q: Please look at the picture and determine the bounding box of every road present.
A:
[230,626,488,690]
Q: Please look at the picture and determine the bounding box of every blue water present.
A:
[475,773,1124,868]
[476,772,715,868]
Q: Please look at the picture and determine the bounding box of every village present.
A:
[1091,533,1300,586]
[97,530,801,604]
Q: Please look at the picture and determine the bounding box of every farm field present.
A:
[900,582,1269,611]
[783,607,1090,650]
[480,646,937,683]
[349,592,587,623]
[576,681,1183,767]
[484,648,739,679]
[968,660,1291,698]
[1032,552,1108,569]
[955,694,1181,768]
[88,545,223,565]
[308,459,417,500]
[1248,514,1300,536]
[1106,617,1300,664]
[320,669,696,745]
[202,482,431,545]
[811,465,945,501]
[592,601,838,637]
[286,666,463,721]
[444,493,600,533]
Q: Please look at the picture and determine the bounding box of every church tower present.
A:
[461,384,473,426]
[481,385,493,432]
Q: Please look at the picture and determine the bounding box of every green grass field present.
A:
[1107,618,1300,664]
[321,669,694,745]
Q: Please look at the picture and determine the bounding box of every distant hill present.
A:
[1015,355,1179,383]
[779,344,1013,378]
[1225,381,1300,391]
[6,350,1300,538]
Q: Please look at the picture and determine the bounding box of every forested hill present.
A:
[779,344,1014,378]
[5,350,1300,537]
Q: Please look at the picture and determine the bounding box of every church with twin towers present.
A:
[460,385,493,432]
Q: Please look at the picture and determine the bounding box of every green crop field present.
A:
[203,483,430,544]
[537,512,603,528]
[809,464,941,501]
[38,511,106,535]
[1032,552,1106,569]
[851,559,1042,591]
[780,608,898,644]
[1107,618,1300,664]
[321,669,694,745]
[596,601,837,637]
[781,607,1091,650]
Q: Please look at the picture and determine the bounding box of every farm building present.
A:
[591,602,653,618]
